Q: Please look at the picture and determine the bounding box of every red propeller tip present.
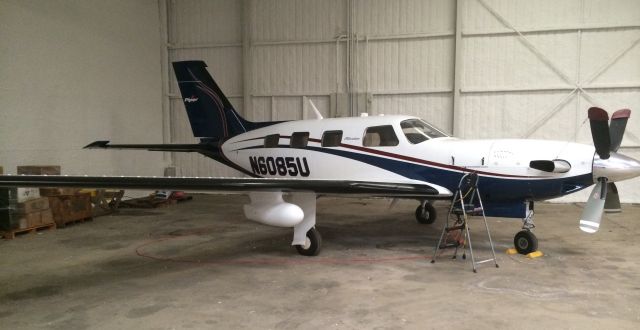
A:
[611,109,631,120]
[588,107,609,121]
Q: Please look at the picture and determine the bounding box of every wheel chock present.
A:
[526,251,544,258]
[506,248,518,255]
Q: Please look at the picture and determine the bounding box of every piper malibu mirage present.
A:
[1,61,639,256]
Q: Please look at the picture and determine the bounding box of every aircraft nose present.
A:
[593,152,640,182]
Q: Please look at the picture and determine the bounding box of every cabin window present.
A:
[290,132,309,148]
[400,119,447,144]
[321,130,343,147]
[363,125,399,147]
[264,134,280,148]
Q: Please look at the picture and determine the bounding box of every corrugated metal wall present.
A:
[164,0,640,201]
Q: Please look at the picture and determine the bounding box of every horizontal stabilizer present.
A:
[84,141,219,153]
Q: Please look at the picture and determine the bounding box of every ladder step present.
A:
[475,259,495,264]
[438,242,461,249]
[445,225,464,232]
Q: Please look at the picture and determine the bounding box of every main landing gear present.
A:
[291,192,323,257]
[294,227,322,256]
[415,201,437,224]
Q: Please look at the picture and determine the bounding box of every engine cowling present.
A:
[243,192,304,227]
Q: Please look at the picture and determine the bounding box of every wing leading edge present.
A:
[0,175,449,198]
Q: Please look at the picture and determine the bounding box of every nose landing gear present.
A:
[514,230,538,255]
[513,204,538,255]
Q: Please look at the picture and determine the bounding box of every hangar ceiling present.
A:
[162,0,640,201]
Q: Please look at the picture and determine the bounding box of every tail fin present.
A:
[172,61,271,140]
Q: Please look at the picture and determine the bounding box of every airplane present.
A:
[1,60,639,257]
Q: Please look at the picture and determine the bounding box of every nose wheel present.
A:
[514,230,538,255]
[295,227,322,256]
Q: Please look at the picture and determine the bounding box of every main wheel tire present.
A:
[295,228,322,256]
[514,230,538,255]
[415,203,437,224]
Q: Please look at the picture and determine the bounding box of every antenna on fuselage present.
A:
[308,99,323,120]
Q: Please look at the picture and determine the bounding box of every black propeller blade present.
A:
[588,107,611,159]
[609,109,631,152]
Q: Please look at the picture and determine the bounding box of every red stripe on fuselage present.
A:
[230,135,551,179]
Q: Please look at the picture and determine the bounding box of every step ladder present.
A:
[431,172,499,272]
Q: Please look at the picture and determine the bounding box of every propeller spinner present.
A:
[580,107,640,233]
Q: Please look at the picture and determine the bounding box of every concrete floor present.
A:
[1,194,639,329]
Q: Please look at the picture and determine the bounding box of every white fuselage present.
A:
[220,115,596,205]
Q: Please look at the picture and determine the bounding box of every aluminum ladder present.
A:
[431,172,499,272]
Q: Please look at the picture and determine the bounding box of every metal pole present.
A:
[158,0,172,165]
[452,0,464,137]
[242,0,253,119]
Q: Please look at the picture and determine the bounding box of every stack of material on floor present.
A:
[17,165,92,228]
[48,193,93,227]
[79,189,124,217]
[0,182,56,238]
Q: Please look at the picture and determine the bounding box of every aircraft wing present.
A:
[0,175,450,198]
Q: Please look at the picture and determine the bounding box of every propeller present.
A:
[579,178,607,233]
[581,108,632,232]
[588,107,611,159]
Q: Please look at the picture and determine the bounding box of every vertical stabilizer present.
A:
[172,61,258,139]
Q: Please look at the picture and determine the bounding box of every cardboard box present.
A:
[17,165,61,175]
[40,209,54,225]
[23,211,42,228]
[16,197,50,214]
[48,193,92,226]
[17,188,40,203]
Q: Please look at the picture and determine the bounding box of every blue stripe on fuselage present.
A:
[302,146,593,202]
[232,144,594,203]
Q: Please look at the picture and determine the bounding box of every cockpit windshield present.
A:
[400,119,448,144]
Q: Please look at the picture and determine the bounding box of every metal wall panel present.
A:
[252,44,335,94]
[354,0,454,35]
[462,33,579,89]
[169,0,242,44]
[252,0,345,42]
[365,38,454,92]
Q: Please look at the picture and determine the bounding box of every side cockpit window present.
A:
[363,125,399,147]
[400,119,447,144]
[321,130,342,147]
[290,132,309,148]
[264,134,280,148]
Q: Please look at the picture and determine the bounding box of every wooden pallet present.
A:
[2,222,56,239]
[57,217,93,228]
